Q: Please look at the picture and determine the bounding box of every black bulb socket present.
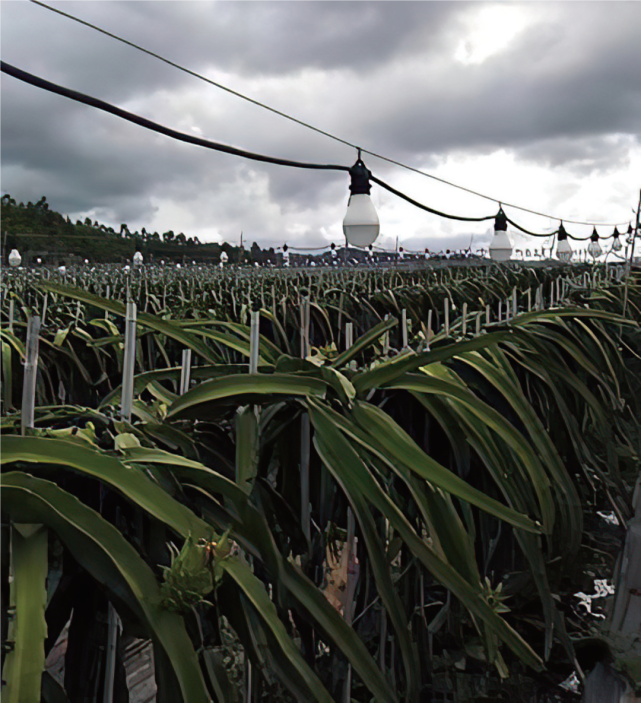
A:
[348,159,373,196]
[494,209,508,231]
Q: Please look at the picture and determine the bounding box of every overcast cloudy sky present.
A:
[2,1,640,253]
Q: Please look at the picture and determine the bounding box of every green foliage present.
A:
[1,524,48,703]
[1,260,639,701]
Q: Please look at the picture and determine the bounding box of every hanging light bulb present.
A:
[587,228,602,258]
[626,224,634,246]
[282,244,290,267]
[8,249,21,267]
[556,222,573,262]
[133,251,143,266]
[343,158,380,248]
[611,227,622,252]
[489,209,513,262]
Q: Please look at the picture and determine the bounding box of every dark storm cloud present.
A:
[1,1,639,246]
[1,2,461,99]
[94,1,460,77]
[374,74,641,167]
[358,3,641,163]
[516,135,636,176]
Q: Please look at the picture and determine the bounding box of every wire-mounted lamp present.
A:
[8,249,21,267]
[587,227,602,258]
[611,227,622,252]
[626,224,634,246]
[343,158,380,248]
[556,223,573,262]
[489,208,513,262]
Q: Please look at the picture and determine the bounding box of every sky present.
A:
[1,1,640,255]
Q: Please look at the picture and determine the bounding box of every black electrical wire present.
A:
[0,62,349,174]
[27,0,359,151]
[563,230,596,242]
[370,175,494,222]
[503,213,613,240]
[503,214,557,238]
[0,60,627,244]
[286,245,331,251]
[24,0,633,228]
[0,61,494,226]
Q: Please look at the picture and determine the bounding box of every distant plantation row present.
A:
[1,263,640,701]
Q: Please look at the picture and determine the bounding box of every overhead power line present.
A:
[0,62,349,173]
[0,60,623,242]
[0,60,623,241]
[25,0,633,228]
[370,175,493,223]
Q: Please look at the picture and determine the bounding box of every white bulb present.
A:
[133,251,143,266]
[220,251,229,263]
[612,237,622,252]
[556,239,573,262]
[8,249,21,267]
[489,229,513,262]
[588,240,602,258]
[343,194,380,248]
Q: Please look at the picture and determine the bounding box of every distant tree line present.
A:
[0,194,278,265]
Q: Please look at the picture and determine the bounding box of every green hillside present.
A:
[0,194,257,264]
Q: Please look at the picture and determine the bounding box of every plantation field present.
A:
[1,262,640,702]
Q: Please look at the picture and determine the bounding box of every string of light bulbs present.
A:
[1,59,636,264]
[23,0,634,229]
